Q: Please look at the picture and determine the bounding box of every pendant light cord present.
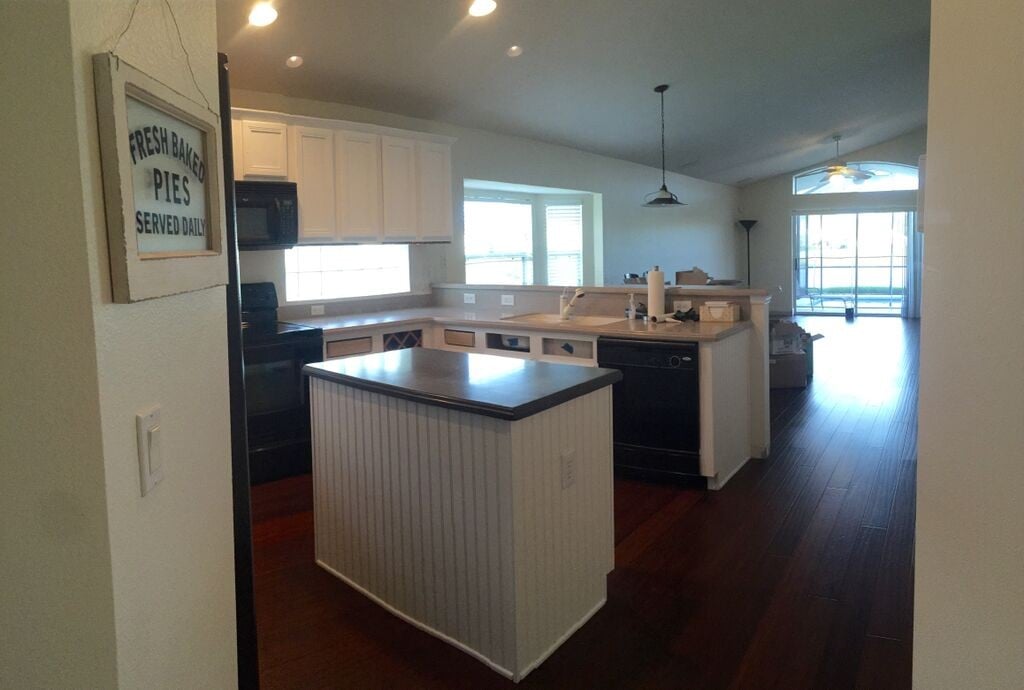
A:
[660,89,667,187]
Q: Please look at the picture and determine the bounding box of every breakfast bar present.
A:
[304,349,622,682]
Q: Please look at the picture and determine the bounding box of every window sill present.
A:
[284,289,430,306]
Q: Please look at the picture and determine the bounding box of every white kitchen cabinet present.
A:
[231,108,455,244]
[380,136,419,241]
[239,119,289,178]
[291,126,336,242]
[335,130,383,241]
[415,141,453,241]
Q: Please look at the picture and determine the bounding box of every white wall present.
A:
[1,1,237,687]
[914,1,1024,688]
[232,89,742,310]
[738,128,926,313]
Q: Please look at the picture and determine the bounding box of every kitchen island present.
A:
[304,349,622,682]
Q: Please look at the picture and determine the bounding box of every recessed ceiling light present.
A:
[468,0,496,17]
[285,55,304,68]
[506,45,523,57]
[248,2,278,27]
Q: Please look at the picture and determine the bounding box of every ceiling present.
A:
[216,0,930,185]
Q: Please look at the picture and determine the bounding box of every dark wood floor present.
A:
[251,316,917,689]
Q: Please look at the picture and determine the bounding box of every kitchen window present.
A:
[545,203,584,285]
[284,244,411,302]
[463,198,535,285]
[463,185,594,286]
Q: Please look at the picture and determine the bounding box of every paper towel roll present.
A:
[647,266,665,317]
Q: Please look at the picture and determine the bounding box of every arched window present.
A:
[793,161,919,195]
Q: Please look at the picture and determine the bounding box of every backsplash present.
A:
[432,284,769,320]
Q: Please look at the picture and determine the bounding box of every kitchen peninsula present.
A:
[288,284,770,490]
[304,349,622,682]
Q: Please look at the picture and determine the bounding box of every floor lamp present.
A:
[738,220,758,286]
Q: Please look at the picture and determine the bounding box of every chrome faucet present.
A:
[559,287,586,320]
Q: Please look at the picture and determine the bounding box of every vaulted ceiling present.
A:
[216,0,930,185]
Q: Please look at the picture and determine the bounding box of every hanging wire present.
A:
[107,0,213,114]
[110,0,142,57]
[162,0,212,111]
[660,88,666,188]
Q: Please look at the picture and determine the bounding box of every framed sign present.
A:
[93,53,227,302]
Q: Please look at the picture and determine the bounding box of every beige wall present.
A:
[232,88,742,314]
[738,128,926,313]
[1,0,237,687]
[0,1,119,685]
[914,1,1024,688]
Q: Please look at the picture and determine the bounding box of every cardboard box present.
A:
[770,320,824,379]
[770,352,808,389]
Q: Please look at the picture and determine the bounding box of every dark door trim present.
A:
[219,51,260,689]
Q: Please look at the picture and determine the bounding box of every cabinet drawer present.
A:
[443,329,475,347]
[325,337,373,359]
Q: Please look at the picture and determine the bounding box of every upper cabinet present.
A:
[335,130,382,241]
[238,120,289,178]
[290,126,336,241]
[232,109,454,244]
[416,141,454,241]
[381,136,419,242]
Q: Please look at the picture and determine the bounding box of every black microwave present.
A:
[235,180,299,250]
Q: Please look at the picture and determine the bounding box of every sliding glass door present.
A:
[794,211,914,316]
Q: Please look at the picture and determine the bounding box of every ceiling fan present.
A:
[804,135,874,192]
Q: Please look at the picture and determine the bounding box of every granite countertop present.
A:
[304,348,622,420]
[287,307,752,342]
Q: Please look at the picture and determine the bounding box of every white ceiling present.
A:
[216,0,930,185]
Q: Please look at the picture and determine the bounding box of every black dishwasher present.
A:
[597,338,702,485]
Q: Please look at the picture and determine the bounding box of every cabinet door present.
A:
[335,130,383,241]
[230,119,244,180]
[416,141,453,242]
[380,136,418,241]
[240,120,289,177]
[292,126,336,241]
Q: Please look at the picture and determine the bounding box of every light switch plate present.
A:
[136,406,163,496]
[501,294,515,306]
[310,304,325,316]
[463,293,476,304]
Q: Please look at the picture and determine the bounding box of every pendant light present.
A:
[644,84,686,207]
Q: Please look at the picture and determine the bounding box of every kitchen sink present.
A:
[502,313,625,327]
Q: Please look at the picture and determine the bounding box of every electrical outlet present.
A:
[463,293,476,304]
[560,449,576,489]
[501,294,515,306]
[310,304,325,316]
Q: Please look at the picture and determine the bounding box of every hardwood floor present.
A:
[251,316,917,689]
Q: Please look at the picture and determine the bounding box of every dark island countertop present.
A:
[304,348,622,421]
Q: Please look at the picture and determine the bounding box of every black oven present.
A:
[241,283,323,484]
[236,180,299,250]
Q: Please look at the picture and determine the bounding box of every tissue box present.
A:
[699,302,741,322]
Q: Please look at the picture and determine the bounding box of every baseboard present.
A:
[316,559,607,683]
